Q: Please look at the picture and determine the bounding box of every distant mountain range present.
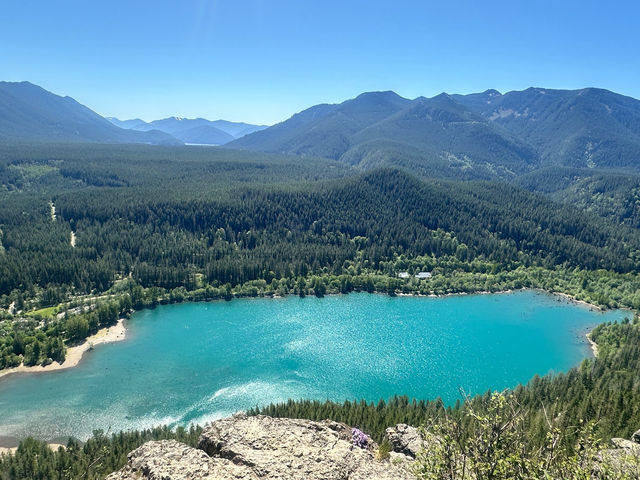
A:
[107,117,268,145]
[2,81,640,176]
[229,87,640,180]
[0,81,266,146]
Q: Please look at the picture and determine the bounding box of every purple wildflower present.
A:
[351,427,369,449]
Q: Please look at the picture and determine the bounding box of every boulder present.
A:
[632,428,640,444]
[595,437,640,476]
[385,423,423,457]
[385,423,439,458]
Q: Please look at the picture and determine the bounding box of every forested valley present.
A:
[1,142,640,478]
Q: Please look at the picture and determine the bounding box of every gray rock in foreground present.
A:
[199,413,413,479]
[105,439,258,479]
[385,423,427,458]
[107,413,413,480]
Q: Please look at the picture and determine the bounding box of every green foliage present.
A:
[0,297,128,368]
[519,168,640,230]
[375,439,391,461]
[65,316,89,344]
[414,393,610,480]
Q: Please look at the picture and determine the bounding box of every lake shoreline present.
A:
[586,331,599,358]
[552,291,603,312]
[0,318,126,382]
[0,290,627,445]
[0,289,612,380]
[397,288,606,312]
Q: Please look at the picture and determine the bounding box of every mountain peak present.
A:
[432,92,452,100]
[523,87,548,95]
[354,90,404,101]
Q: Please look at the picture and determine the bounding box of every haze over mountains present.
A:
[0,81,266,146]
[107,116,268,145]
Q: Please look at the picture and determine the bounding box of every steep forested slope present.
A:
[457,87,640,169]
[230,87,640,181]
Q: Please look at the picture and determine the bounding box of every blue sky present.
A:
[1,0,639,124]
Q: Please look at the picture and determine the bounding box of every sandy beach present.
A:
[0,318,126,381]
[0,443,65,455]
[586,331,599,358]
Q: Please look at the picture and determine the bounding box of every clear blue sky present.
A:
[1,0,639,125]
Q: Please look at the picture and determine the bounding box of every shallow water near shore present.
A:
[0,290,628,443]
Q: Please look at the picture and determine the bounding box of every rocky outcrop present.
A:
[385,423,427,458]
[198,413,413,479]
[107,413,413,480]
[633,428,640,444]
[105,440,258,479]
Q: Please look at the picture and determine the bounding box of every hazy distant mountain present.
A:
[172,125,235,145]
[229,87,640,179]
[0,82,181,145]
[107,116,268,145]
[131,117,208,134]
[209,120,268,138]
[105,117,147,130]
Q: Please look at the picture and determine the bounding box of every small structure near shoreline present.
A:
[397,271,432,279]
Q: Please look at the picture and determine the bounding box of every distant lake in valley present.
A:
[0,290,628,443]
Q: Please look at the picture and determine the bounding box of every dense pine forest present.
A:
[1,142,640,478]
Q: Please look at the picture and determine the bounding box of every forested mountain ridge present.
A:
[229,86,640,179]
[0,82,181,145]
[455,86,640,170]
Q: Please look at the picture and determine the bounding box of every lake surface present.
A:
[0,290,628,443]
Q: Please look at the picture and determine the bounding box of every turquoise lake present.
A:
[0,290,628,443]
